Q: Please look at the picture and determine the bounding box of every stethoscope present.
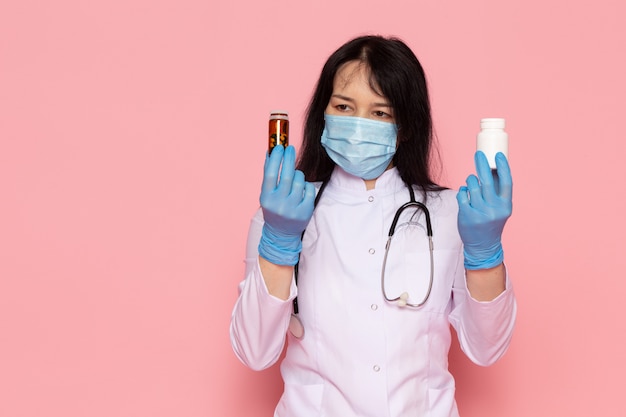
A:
[381,184,434,308]
[288,181,435,339]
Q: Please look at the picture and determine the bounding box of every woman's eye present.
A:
[374,110,391,118]
[336,104,350,111]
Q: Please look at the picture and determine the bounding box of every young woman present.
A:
[230,35,516,416]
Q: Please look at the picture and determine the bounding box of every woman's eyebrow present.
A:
[331,94,355,102]
[331,94,392,107]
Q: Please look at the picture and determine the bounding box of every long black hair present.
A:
[297,35,443,193]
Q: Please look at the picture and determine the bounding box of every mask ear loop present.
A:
[289,180,329,339]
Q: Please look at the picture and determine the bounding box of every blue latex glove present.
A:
[456,151,513,270]
[258,145,316,266]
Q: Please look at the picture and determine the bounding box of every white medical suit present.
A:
[230,166,516,417]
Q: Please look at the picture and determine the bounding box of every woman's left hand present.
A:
[456,151,513,270]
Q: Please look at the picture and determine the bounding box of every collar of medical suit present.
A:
[321,165,405,202]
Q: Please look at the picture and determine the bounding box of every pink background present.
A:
[1,0,625,416]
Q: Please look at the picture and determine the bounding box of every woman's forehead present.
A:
[333,61,383,97]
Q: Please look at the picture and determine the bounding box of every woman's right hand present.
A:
[258,145,315,266]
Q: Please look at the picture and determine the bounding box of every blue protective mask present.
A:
[321,114,398,180]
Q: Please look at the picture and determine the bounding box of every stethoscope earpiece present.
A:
[289,314,305,339]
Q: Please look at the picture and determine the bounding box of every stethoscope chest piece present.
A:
[288,314,305,339]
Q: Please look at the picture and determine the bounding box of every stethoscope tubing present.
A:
[289,180,435,338]
[381,200,434,308]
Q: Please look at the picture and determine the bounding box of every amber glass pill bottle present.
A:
[268,111,289,153]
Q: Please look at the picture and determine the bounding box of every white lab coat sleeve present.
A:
[229,208,297,371]
[449,258,517,367]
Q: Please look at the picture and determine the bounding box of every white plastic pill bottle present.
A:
[477,118,508,169]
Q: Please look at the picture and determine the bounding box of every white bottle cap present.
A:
[480,118,505,129]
